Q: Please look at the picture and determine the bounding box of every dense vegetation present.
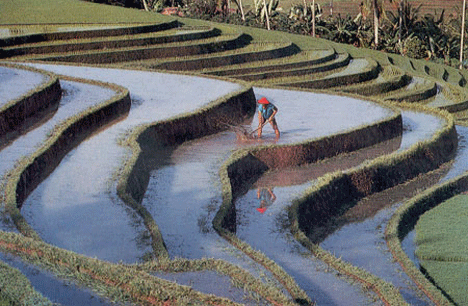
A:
[88,0,467,68]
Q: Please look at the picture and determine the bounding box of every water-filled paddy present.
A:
[0,65,47,106]
[2,63,463,305]
[0,80,115,187]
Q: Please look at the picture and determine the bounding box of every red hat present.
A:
[256,207,267,213]
[258,97,270,104]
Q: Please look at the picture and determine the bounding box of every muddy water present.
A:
[0,65,47,106]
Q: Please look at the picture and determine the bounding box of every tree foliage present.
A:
[89,0,468,68]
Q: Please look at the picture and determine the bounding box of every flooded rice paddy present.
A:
[0,65,47,106]
[1,63,467,305]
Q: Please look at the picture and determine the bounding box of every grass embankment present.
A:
[0,230,249,306]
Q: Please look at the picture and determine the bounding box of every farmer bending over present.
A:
[257,97,280,139]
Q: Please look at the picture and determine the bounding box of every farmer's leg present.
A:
[270,118,280,139]
[258,116,266,138]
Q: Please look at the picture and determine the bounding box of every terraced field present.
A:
[2,0,468,305]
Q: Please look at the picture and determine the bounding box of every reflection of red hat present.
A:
[258,97,270,104]
[256,207,267,213]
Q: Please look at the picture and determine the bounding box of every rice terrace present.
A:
[2,0,468,305]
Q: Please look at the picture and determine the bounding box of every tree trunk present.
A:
[312,0,316,37]
[398,0,403,44]
[239,0,245,21]
[373,0,379,46]
[461,0,466,69]
[262,0,271,30]
[142,0,150,11]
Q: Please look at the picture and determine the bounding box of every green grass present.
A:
[417,260,468,306]
[415,194,468,262]
[414,194,468,305]
[0,0,167,25]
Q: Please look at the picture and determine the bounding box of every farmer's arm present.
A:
[267,188,276,201]
[267,106,278,122]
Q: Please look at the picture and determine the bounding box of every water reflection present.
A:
[256,187,276,214]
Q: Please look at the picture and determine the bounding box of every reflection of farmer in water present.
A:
[257,97,280,140]
[257,187,276,213]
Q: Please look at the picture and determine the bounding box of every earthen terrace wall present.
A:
[0,64,62,139]
[288,107,456,240]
